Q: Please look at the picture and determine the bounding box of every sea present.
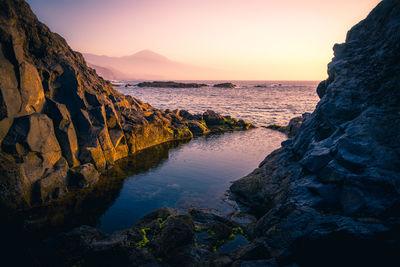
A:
[94,80,320,233]
[115,80,319,126]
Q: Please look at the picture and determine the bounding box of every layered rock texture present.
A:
[230,0,400,265]
[0,0,252,209]
[31,1,400,266]
[3,0,400,266]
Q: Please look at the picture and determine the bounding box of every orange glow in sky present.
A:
[27,0,381,80]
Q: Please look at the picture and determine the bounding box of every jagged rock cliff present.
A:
[0,0,252,209]
[230,0,400,265]
[4,0,400,266]
[29,1,400,267]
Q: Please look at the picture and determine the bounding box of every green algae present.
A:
[135,228,151,248]
[206,229,216,235]
[157,215,171,229]
[232,227,244,235]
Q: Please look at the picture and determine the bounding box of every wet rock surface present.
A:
[266,113,310,138]
[0,0,253,209]
[33,207,253,267]
[231,0,400,265]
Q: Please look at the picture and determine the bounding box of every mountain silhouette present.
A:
[84,49,222,80]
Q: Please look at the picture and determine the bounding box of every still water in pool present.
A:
[97,128,286,233]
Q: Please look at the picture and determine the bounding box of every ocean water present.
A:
[116,80,320,126]
[94,81,320,233]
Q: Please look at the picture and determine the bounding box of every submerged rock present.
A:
[0,0,253,208]
[231,0,400,265]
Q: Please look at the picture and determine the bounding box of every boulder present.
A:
[1,113,66,205]
[45,98,80,167]
[68,163,100,188]
[2,113,62,167]
[203,110,225,125]
[33,157,69,203]
[18,61,45,115]
[187,120,210,135]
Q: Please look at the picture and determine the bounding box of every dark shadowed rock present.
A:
[231,0,400,265]
[187,120,211,135]
[203,110,225,125]
[266,113,310,138]
[68,163,100,188]
[34,207,249,266]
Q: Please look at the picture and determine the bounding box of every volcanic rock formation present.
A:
[0,0,252,209]
[230,0,400,265]
[3,0,400,266]
[33,1,400,266]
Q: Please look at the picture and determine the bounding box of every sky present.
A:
[26,0,381,81]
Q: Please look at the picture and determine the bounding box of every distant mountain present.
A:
[83,50,222,80]
[87,63,126,80]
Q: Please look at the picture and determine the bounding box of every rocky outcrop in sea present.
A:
[213,83,236,88]
[0,0,253,209]
[137,81,208,88]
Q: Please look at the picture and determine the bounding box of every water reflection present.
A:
[17,139,190,236]
[3,128,285,237]
[0,140,190,265]
[98,128,286,233]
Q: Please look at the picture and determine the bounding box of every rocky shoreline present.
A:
[31,0,400,266]
[0,0,253,210]
[32,207,255,267]
[1,0,400,266]
[265,113,310,138]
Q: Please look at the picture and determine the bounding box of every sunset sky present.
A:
[26,0,381,80]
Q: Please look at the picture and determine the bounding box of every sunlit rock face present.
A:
[231,0,400,265]
[0,0,252,208]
